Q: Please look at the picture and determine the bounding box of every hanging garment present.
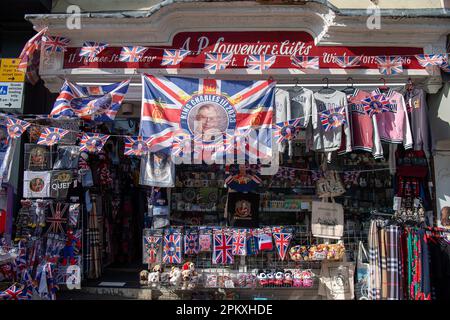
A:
[418,229,431,300]
[385,225,400,300]
[368,220,382,300]
[428,235,450,300]
[87,196,101,279]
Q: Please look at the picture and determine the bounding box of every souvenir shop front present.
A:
[1,2,450,300]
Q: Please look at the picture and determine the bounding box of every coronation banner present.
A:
[63,31,424,70]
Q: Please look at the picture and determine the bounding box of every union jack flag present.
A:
[144,236,161,264]
[79,41,108,58]
[20,270,35,300]
[119,46,148,62]
[79,132,110,153]
[42,36,70,53]
[273,118,301,143]
[273,232,292,261]
[18,27,48,72]
[184,234,199,255]
[204,52,233,71]
[441,60,450,73]
[246,55,276,71]
[213,231,234,264]
[290,56,319,70]
[46,202,68,235]
[361,94,390,117]
[232,229,247,256]
[415,54,446,67]
[161,49,190,66]
[343,171,360,186]
[124,136,153,156]
[376,56,403,75]
[162,233,182,264]
[37,127,70,146]
[0,284,25,300]
[335,55,362,68]
[171,130,192,157]
[5,117,31,139]
[50,79,130,121]
[320,107,347,132]
[15,242,28,271]
[275,167,295,181]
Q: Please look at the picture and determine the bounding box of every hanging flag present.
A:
[415,54,446,67]
[79,133,110,153]
[361,94,390,117]
[213,231,234,264]
[275,167,296,181]
[18,27,48,72]
[119,46,148,62]
[50,79,130,121]
[162,233,182,264]
[161,49,190,66]
[335,56,362,68]
[204,52,233,71]
[246,55,276,71]
[144,235,161,264]
[5,117,31,139]
[343,171,360,186]
[0,284,26,300]
[246,230,259,255]
[232,229,247,256]
[45,202,68,235]
[290,56,319,70]
[258,231,273,251]
[376,56,403,75]
[37,127,70,146]
[42,36,70,53]
[184,234,199,255]
[224,164,261,192]
[320,107,347,132]
[171,130,192,157]
[79,41,108,58]
[124,136,153,156]
[273,118,301,143]
[273,232,292,261]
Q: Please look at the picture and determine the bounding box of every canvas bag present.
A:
[318,261,355,300]
[311,198,344,239]
[316,170,346,198]
[355,241,370,300]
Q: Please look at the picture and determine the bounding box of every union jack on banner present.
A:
[290,56,319,70]
[161,49,190,66]
[171,130,192,157]
[119,46,148,62]
[224,164,262,192]
[335,56,362,68]
[440,60,450,73]
[320,107,347,132]
[124,136,153,156]
[144,236,161,264]
[415,54,446,67]
[37,127,70,146]
[79,41,108,58]
[46,202,68,235]
[5,117,31,139]
[246,55,276,71]
[273,232,292,261]
[213,231,234,264]
[79,133,110,153]
[184,234,199,255]
[273,118,301,143]
[162,233,182,264]
[50,79,130,121]
[18,27,48,72]
[204,53,233,71]
[361,94,390,117]
[232,229,247,256]
[376,56,403,75]
[42,36,70,53]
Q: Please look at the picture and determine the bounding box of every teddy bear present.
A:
[148,271,160,289]
[182,261,197,290]
[140,270,149,286]
[169,267,182,287]
[301,270,314,288]
[181,269,192,290]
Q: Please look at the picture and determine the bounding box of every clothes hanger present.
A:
[317,77,336,94]
[406,77,414,92]
[291,78,303,92]
[342,77,355,94]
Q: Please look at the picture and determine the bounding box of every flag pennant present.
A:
[335,55,362,68]
[37,127,70,146]
[79,41,108,58]
[213,231,234,264]
[258,231,273,251]
[320,107,347,132]
[415,54,446,67]
[290,56,319,70]
[119,46,148,62]
[144,236,161,264]
[162,233,182,264]
[5,117,31,139]
[79,132,110,153]
[273,118,301,143]
[124,136,153,156]
[50,79,130,121]
[42,36,70,53]
[18,27,48,72]
[204,52,233,71]
[273,232,292,261]
[247,55,276,71]
[232,229,247,256]
[376,56,403,75]
[161,49,190,66]
[184,234,199,255]
[361,94,390,117]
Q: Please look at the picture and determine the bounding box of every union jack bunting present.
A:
[42,36,70,53]
[162,233,182,264]
[79,41,108,58]
[161,49,190,66]
[204,53,233,71]
[290,56,319,70]
[246,55,276,71]
[376,56,403,75]
[275,167,296,181]
[343,171,360,186]
[124,136,153,156]
[213,231,234,264]
[335,55,362,68]
[0,284,25,300]
[144,235,161,264]
[273,118,301,143]
[46,203,68,235]
[50,79,130,121]
[79,133,110,153]
[119,46,148,62]
[361,94,390,117]
[415,54,446,67]
[311,170,324,182]
[18,27,48,72]
[320,107,347,132]
[37,127,70,146]
[273,232,292,261]
[5,117,31,139]
[232,229,247,256]
[184,234,199,255]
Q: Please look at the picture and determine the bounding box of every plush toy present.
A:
[62,229,81,266]
[169,267,182,287]
[140,270,149,286]
[257,270,268,287]
[148,271,160,289]
[266,270,274,287]
[302,270,314,288]
[274,269,284,287]
[293,270,303,287]
[181,269,192,290]
[153,264,163,274]
[283,271,293,287]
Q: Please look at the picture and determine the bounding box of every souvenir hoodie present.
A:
[274,88,291,153]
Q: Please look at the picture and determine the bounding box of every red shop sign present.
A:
[63,31,424,70]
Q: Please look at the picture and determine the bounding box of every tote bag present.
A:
[355,241,370,300]
[311,199,344,239]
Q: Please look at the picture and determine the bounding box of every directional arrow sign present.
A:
[0,82,24,109]
[0,59,25,83]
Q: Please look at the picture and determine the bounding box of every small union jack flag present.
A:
[79,41,108,58]
[320,107,347,132]
[213,231,234,264]
[42,36,70,53]
[246,55,276,71]
[290,56,319,70]
[273,232,292,261]
[415,54,446,67]
[161,49,190,66]
[376,56,403,75]
[163,233,182,264]
[46,203,68,235]
[335,55,362,68]
[5,117,31,139]
[37,127,70,146]
[79,132,110,153]
[361,94,390,117]
[124,136,153,156]
[232,229,247,256]
[0,284,25,300]
[184,234,199,255]
[204,52,233,71]
[119,46,148,62]
[144,236,161,264]
[18,27,48,72]
[275,167,296,181]
[273,118,301,143]
[343,171,360,186]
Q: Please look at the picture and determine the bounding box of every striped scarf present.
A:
[368,220,382,300]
